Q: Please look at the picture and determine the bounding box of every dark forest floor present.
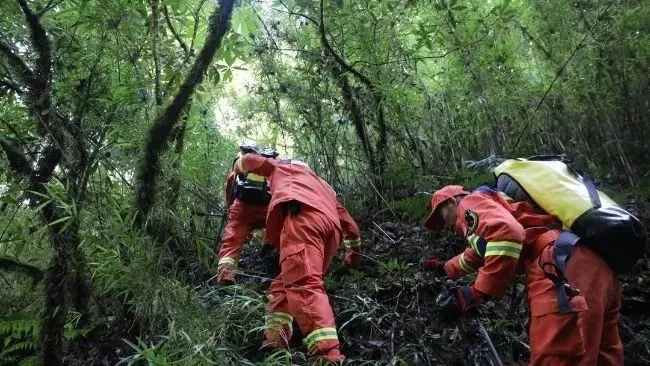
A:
[62,198,650,365]
[231,215,650,365]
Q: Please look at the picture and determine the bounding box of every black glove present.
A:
[436,286,483,317]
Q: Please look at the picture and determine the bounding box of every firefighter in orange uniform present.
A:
[215,159,270,284]
[234,152,361,362]
[423,185,623,366]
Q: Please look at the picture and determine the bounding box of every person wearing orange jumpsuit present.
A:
[215,169,270,284]
[234,154,361,362]
[423,185,623,366]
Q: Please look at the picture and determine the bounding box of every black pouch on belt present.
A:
[283,200,302,216]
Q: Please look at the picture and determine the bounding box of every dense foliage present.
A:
[0,0,648,364]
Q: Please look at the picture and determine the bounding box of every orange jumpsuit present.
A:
[237,155,360,361]
[444,187,623,365]
[216,171,269,284]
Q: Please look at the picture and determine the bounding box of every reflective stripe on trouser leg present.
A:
[266,312,294,332]
[280,207,341,354]
[217,257,236,266]
[342,237,361,250]
[304,327,339,351]
[263,275,293,348]
[264,311,294,347]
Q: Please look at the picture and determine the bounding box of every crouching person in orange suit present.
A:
[423,185,623,366]
[215,166,270,284]
[234,153,361,363]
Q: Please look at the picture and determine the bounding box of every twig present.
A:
[37,0,65,16]
[366,176,399,219]
[477,320,504,366]
[0,272,12,288]
[350,34,488,67]
[162,6,190,57]
[373,221,396,243]
[250,4,280,50]
[189,0,209,53]
[0,205,20,243]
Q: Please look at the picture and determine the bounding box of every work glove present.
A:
[216,263,237,285]
[344,248,361,266]
[436,286,485,315]
[260,244,281,279]
[423,257,447,276]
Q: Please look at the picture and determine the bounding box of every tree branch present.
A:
[0,76,24,94]
[0,39,34,87]
[0,138,32,177]
[318,0,373,89]
[275,0,318,26]
[31,141,61,185]
[149,0,163,106]
[37,0,66,17]
[0,256,44,287]
[318,0,387,177]
[509,0,615,155]
[189,0,209,53]
[349,35,488,67]
[17,0,52,88]
[135,0,236,224]
[163,6,190,57]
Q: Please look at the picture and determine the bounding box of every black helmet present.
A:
[239,145,279,159]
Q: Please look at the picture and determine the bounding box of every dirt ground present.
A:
[64,211,650,365]
[233,214,650,365]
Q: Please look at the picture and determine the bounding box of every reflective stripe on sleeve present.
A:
[458,253,474,273]
[484,241,522,259]
[467,234,480,253]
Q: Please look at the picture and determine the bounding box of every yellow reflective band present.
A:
[304,327,338,350]
[467,234,480,252]
[458,253,474,273]
[247,173,265,182]
[343,238,361,249]
[268,312,293,325]
[218,257,236,266]
[484,241,522,259]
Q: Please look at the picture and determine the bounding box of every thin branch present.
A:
[318,0,373,89]
[509,0,615,155]
[0,40,34,86]
[0,256,44,286]
[275,0,318,26]
[37,0,66,16]
[349,35,488,67]
[136,0,236,224]
[149,0,163,105]
[162,5,190,57]
[189,0,209,53]
[251,4,280,50]
[0,138,32,177]
[0,77,24,94]
[17,0,52,87]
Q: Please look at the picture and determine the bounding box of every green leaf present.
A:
[47,216,72,228]
[223,69,233,82]
[224,49,236,67]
